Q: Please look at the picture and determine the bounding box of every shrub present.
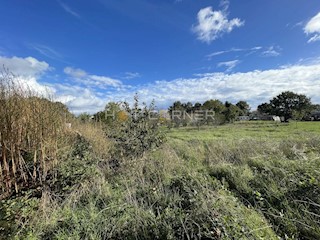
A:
[108,95,165,164]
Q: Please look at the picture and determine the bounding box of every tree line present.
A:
[85,91,319,128]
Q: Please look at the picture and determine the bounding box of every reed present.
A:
[0,69,70,196]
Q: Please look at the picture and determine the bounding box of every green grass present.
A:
[165,121,320,239]
[167,121,320,141]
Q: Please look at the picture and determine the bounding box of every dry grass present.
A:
[0,70,70,196]
[73,121,111,159]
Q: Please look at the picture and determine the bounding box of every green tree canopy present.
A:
[236,100,251,116]
[223,101,241,122]
[202,99,226,113]
[257,91,313,121]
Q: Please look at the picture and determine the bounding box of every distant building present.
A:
[238,116,250,121]
[311,111,320,121]
[249,111,282,121]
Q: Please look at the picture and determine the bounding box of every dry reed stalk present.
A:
[0,68,70,196]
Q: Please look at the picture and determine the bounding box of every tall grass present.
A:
[0,70,70,197]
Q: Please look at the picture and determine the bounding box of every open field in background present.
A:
[167,121,320,141]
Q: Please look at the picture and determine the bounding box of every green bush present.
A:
[108,95,165,163]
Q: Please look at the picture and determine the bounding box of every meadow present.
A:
[167,121,320,141]
[1,112,320,239]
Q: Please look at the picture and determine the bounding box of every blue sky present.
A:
[1,0,320,113]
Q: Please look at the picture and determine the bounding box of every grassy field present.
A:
[167,121,320,141]
[2,121,320,239]
[165,121,320,239]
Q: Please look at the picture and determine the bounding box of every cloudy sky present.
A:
[1,0,320,114]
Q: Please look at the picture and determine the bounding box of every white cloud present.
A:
[64,67,122,88]
[219,0,230,11]
[0,56,54,96]
[304,12,320,43]
[110,63,320,110]
[64,67,87,78]
[53,84,106,114]
[261,46,281,57]
[0,56,50,77]
[192,6,244,43]
[206,46,262,59]
[57,62,320,113]
[217,60,240,72]
[307,34,320,43]
[123,72,141,79]
[57,0,81,18]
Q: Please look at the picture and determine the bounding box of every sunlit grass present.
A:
[167,121,320,141]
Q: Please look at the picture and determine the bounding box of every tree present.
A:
[223,101,241,123]
[168,101,183,127]
[168,101,184,114]
[193,102,202,111]
[236,101,250,116]
[202,99,226,113]
[182,102,193,113]
[258,91,313,121]
[257,103,272,114]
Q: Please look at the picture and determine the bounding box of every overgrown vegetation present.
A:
[0,70,73,196]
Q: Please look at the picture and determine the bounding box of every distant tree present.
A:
[236,100,250,116]
[168,101,188,127]
[168,101,184,113]
[202,99,226,113]
[312,104,320,111]
[78,113,91,123]
[182,102,193,113]
[92,102,121,124]
[257,91,313,121]
[93,111,105,122]
[200,99,223,125]
[257,103,272,114]
[223,101,241,122]
[193,102,202,111]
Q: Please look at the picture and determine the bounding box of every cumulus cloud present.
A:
[112,63,320,110]
[0,56,54,95]
[0,56,50,77]
[192,6,244,43]
[53,84,107,114]
[64,67,123,88]
[304,12,320,43]
[56,62,320,113]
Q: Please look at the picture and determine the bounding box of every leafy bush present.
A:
[108,95,165,163]
[46,134,100,195]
